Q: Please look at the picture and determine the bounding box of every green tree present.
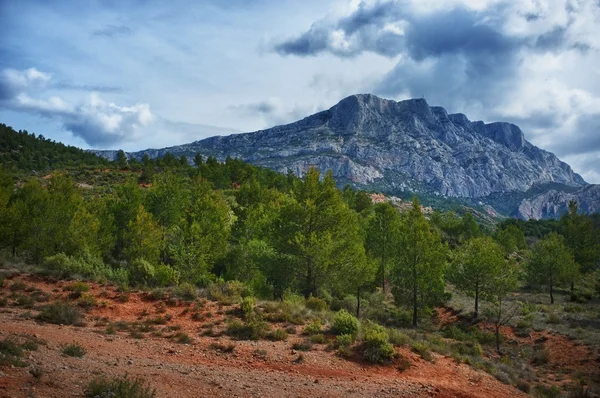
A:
[391,197,448,326]
[167,179,233,283]
[123,204,163,265]
[450,237,506,318]
[116,150,127,169]
[273,168,367,298]
[365,202,401,292]
[526,232,578,304]
[560,201,599,292]
[484,259,519,353]
[494,224,526,255]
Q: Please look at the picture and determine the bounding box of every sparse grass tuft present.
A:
[61,343,86,357]
[267,329,288,341]
[36,302,83,325]
[85,374,156,398]
[209,342,236,353]
[411,341,433,362]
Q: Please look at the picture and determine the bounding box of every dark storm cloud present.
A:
[549,114,600,157]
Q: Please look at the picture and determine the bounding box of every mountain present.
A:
[92,94,593,219]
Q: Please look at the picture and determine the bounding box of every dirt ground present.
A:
[0,272,588,397]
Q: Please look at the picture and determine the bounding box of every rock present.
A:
[91,94,592,218]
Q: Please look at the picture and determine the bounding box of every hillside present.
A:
[90,94,592,219]
[0,124,109,173]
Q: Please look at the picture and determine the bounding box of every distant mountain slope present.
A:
[92,94,592,218]
[1,123,109,172]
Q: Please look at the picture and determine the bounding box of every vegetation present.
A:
[85,374,156,398]
[2,122,600,395]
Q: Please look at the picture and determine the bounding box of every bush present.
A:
[531,346,550,365]
[388,329,412,346]
[44,252,128,285]
[174,332,193,344]
[172,283,197,301]
[209,280,251,305]
[153,264,180,287]
[240,297,256,318]
[332,309,359,336]
[292,340,313,351]
[411,341,432,361]
[128,259,155,286]
[61,343,86,357]
[36,302,83,325]
[226,319,269,340]
[267,329,288,341]
[309,334,327,344]
[67,282,90,297]
[77,294,97,309]
[335,333,354,357]
[85,374,156,398]
[305,296,328,312]
[547,313,562,325]
[361,322,395,364]
[304,319,323,335]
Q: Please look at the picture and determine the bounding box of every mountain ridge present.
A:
[91,94,592,219]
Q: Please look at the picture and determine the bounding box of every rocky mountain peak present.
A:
[91,93,591,218]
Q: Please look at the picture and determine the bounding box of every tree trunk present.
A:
[356,287,361,318]
[550,282,554,305]
[412,259,418,327]
[495,326,500,353]
[474,282,479,319]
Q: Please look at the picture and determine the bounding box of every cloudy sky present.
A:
[1,0,599,182]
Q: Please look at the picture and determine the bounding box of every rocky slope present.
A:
[516,184,600,220]
[93,94,594,218]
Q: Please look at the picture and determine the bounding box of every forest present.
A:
[2,123,600,328]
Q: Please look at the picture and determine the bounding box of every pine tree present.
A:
[450,237,506,318]
[391,197,448,326]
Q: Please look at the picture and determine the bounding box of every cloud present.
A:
[0,67,154,146]
[271,0,600,182]
[0,67,51,99]
[231,97,320,127]
[92,24,133,38]
[53,82,122,93]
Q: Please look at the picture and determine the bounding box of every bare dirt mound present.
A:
[0,273,529,397]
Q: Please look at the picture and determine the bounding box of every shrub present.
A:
[361,322,395,364]
[388,329,412,346]
[304,319,323,335]
[210,342,235,353]
[336,334,354,357]
[305,296,328,311]
[153,264,180,287]
[533,385,561,398]
[129,259,155,286]
[240,296,256,318]
[531,346,550,365]
[411,341,432,361]
[292,340,313,351]
[309,334,327,344]
[209,280,251,305]
[226,319,269,340]
[267,329,288,342]
[172,283,198,301]
[61,343,86,357]
[36,302,83,325]
[10,280,27,291]
[174,332,193,344]
[77,294,97,309]
[547,313,562,325]
[85,374,156,398]
[332,309,359,336]
[67,282,90,297]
